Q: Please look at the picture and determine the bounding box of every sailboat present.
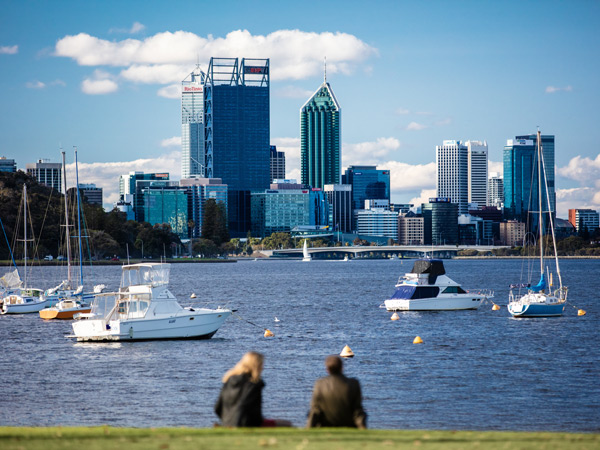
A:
[0,217,23,304]
[1,185,55,314]
[40,150,98,319]
[507,129,567,318]
[302,239,312,262]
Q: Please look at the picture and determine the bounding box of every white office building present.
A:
[181,65,205,179]
[26,159,62,192]
[356,207,399,241]
[436,140,469,215]
[487,172,504,208]
[465,140,488,208]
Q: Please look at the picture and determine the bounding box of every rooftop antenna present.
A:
[324,56,327,83]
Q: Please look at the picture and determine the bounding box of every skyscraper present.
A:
[180,177,228,238]
[465,140,488,208]
[119,171,170,222]
[181,66,206,179]
[487,172,504,208]
[422,198,459,245]
[324,184,353,233]
[300,73,341,189]
[204,57,270,236]
[26,159,61,192]
[436,140,468,215]
[270,145,285,182]
[342,165,390,210]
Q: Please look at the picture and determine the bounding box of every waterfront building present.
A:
[422,198,459,245]
[119,171,170,222]
[436,140,469,215]
[503,134,555,231]
[487,172,504,208]
[568,209,599,234]
[270,146,285,183]
[181,65,206,179]
[458,214,493,246]
[250,187,328,238]
[180,177,228,238]
[142,185,189,239]
[26,159,61,192]
[77,183,102,205]
[204,57,270,236]
[499,220,526,246]
[324,184,353,234]
[300,74,341,189]
[465,141,488,208]
[356,203,398,241]
[397,211,424,245]
[0,157,16,172]
[342,165,390,210]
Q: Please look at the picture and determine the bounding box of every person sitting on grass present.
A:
[215,351,292,427]
[307,355,367,428]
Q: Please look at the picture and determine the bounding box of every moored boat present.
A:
[70,263,231,341]
[384,259,489,311]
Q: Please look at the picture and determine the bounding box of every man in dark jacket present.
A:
[307,355,367,428]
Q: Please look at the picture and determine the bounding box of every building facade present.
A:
[119,171,170,222]
[342,165,390,210]
[300,77,341,189]
[26,159,61,192]
[487,172,504,208]
[397,211,424,245]
[269,145,285,183]
[142,185,189,239]
[180,177,228,238]
[436,140,469,215]
[181,66,206,179]
[465,140,488,208]
[205,57,270,236]
[77,183,102,205]
[324,184,353,234]
[568,209,599,233]
[356,208,399,241]
[499,220,526,246]
[0,157,16,172]
[422,198,459,245]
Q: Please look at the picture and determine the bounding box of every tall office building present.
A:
[422,198,459,245]
[119,171,170,222]
[342,165,390,210]
[398,211,424,245]
[300,73,341,189]
[142,185,189,239]
[503,133,555,231]
[270,145,285,182]
[324,184,353,233]
[465,140,488,208]
[70,183,102,205]
[181,66,206,179]
[204,57,270,236]
[26,159,61,192]
[487,172,504,208]
[436,140,469,215]
[0,157,16,172]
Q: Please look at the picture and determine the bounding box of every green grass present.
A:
[0,427,597,450]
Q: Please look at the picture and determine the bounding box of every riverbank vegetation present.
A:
[0,426,597,450]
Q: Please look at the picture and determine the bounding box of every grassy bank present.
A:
[0,427,597,450]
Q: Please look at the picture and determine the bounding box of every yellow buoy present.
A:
[391,312,400,321]
[190,293,196,299]
[340,345,354,358]
[492,304,500,311]
[578,309,586,316]
[264,329,274,337]
[413,336,423,344]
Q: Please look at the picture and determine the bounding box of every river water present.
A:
[0,258,598,431]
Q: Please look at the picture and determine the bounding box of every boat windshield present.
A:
[90,293,152,320]
[391,286,440,299]
[121,264,170,288]
[90,294,118,319]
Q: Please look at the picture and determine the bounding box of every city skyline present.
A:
[1,0,599,217]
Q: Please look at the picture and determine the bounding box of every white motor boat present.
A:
[70,263,231,341]
[384,259,489,311]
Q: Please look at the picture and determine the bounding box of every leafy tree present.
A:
[202,199,229,246]
[193,238,218,258]
[262,232,292,250]
[88,230,120,260]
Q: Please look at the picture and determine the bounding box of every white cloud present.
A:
[271,137,300,180]
[395,108,410,115]
[275,85,314,99]
[64,151,181,207]
[545,85,573,94]
[488,160,503,175]
[555,153,600,216]
[557,153,600,188]
[0,45,18,54]
[81,69,118,94]
[55,29,377,82]
[26,80,46,89]
[342,137,401,166]
[161,136,181,147]
[556,187,600,218]
[109,21,147,35]
[120,64,189,84]
[157,84,181,99]
[435,118,452,126]
[409,189,437,207]
[406,121,427,131]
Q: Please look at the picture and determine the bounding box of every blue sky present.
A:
[1,0,599,216]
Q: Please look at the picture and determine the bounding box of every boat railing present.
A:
[467,289,494,298]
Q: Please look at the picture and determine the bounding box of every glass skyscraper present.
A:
[422,198,459,245]
[204,57,270,236]
[142,186,189,239]
[300,77,341,189]
[181,66,205,179]
[342,165,390,210]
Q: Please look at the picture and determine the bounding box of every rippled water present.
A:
[1,259,598,431]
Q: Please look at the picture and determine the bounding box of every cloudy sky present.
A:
[1,0,599,217]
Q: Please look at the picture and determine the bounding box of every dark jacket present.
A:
[214,374,264,427]
[307,373,367,428]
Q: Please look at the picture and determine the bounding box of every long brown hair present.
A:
[222,352,264,383]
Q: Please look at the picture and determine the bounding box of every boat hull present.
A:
[1,298,57,314]
[40,306,91,320]
[71,310,231,342]
[508,300,565,317]
[385,295,483,311]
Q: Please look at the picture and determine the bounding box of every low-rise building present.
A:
[499,220,526,246]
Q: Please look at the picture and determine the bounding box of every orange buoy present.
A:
[340,345,354,358]
[413,336,423,344]
[492,304,500,311]
[264,329,274,337]
[391,312,400,321]
[578,309,586,316]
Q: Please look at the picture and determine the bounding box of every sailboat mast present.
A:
[23,184,27,288]
[74,148,84,286]
[537,129,544,276]
[62,151,72,287]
